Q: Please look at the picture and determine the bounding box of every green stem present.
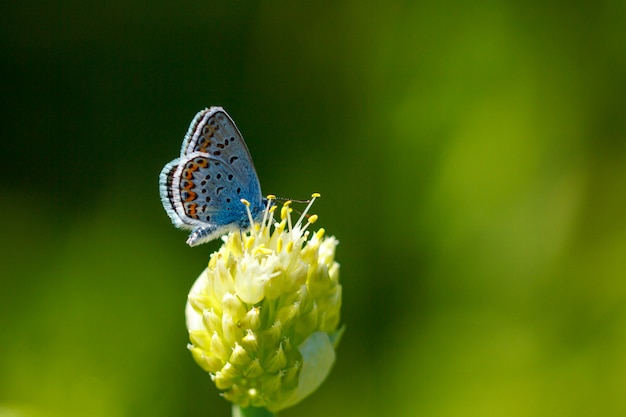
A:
[232,405,275,417]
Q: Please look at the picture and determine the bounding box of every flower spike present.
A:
[186,195,342,412]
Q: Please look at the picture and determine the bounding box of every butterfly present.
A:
[159,107,267,246]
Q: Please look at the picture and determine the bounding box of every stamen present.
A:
[262,195,276,231]
[266,206,277,234]
[275,218,286,235]
[244,235,255,251]
[280,202,290,220]
[241,199,255,230]
[233,193,324,253]
[286,207,293,232]
[294,193,320,229]
[300,214,318,234]
[281,201,293,232]
[253,245,273,256]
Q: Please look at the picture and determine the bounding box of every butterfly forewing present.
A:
[181,107,261,197]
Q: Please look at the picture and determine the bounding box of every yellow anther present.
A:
[276,237,283,253]
[269,205,277,214]
[266,194,276,200]
[280,205,289,220]
[316,228,326,239]
[295,197,316,228]
[254,245,273,256]
[286,241,294,253]
[311,192,321,198]
[262,198,274,230]
[307,214,318,224]
[245,236,255,250]
[283,201,292,207]
[241,198,255,229]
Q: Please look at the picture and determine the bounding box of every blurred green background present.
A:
[2,1,626,416]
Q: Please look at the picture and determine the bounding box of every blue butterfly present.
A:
[159,107,266,246]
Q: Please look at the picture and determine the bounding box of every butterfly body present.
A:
[159,107,266,246]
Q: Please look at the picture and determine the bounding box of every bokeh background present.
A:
[2,1,626,416]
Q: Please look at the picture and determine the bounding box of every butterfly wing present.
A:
[180,107,263,205]
[160,107,265,246]
[160,151,259,225]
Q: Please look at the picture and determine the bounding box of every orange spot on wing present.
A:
[184,191,197,202]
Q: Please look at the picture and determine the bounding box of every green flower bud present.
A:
[186,195,343,412]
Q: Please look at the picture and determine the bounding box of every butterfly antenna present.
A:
[274,196,312,204]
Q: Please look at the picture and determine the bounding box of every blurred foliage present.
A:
[1,0,626,416]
